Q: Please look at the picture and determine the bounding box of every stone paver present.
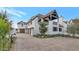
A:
[11,33,79,51]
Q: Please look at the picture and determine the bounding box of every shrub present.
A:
[0,11,12,51]
[33,34,79,39]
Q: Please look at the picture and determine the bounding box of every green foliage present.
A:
[67,19,79,37]
[67,25,76,35]
[39,22,47,35]
[34,34,79,39]
[0,11,11,51]
[0,19,10,34]
[75,25,79,34]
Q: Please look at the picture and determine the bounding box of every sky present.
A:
[0,7,79,28]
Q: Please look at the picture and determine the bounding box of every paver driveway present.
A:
[11,33,79,51]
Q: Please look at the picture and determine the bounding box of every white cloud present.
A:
[6,9,22,17]
[7,8,26,16]
[0,7,26,18]
[0,7,27,28]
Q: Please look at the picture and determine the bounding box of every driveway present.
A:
[11,33,79,51]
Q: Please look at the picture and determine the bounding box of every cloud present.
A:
[0,7,27,28]
[0,7,26,18]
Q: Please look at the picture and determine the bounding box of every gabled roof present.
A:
[63,21,68,24]
[27,10,59,24]
[26,14,44,23]
[17,21,27,25]
[46,10,59,18]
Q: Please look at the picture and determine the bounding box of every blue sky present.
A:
[0,7,79,28]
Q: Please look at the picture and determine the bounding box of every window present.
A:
[53,22,57,25]
[38,19,41,22]
[48,16,50,20]
[59,28,62,32]
[31,22,32,24]
[53,27,57,31]
[21,24,23,27]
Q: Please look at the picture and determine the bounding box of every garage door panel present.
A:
[20,29,25,33]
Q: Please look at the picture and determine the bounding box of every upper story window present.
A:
[28,22,32,26]
[31,22,32,24]
[38,19,41,22]
[53,22,57,25]
[53,27,57,31]
[21,23,23,27]
[59,28,62,32]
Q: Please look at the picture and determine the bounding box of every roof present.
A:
[17,21,27,25]
[26,14,45,23]
[27,10,59,24]
[63,21,68,24]
[47,10,59,18]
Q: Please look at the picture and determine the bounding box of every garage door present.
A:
[20,29,25,33]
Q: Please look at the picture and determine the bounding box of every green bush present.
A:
[0,11,12,51]
[33,34,79,39]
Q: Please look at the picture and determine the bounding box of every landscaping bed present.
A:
[33,34,79,39]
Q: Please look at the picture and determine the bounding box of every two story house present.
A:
[17,21,27,33]
[26,10,68,35]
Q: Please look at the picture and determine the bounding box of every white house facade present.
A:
[17,21,27,33]
[26,10,68,35]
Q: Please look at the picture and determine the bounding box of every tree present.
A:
[39,21,47,35]
[0,11,11,50]
[67,25,76,36]
[67,18,79,37]
[72,18,79,34]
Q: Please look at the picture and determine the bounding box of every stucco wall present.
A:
[17,23,27,33]
[28,17,67,35]
[18,24,27,29]
[32,17,40,35]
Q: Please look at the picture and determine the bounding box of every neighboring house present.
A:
[72,19,79,25]
[26,10,68,35]
[17,21,27,33]
[67,19,79,27]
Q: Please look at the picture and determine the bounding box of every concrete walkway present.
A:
[11,33,79,51]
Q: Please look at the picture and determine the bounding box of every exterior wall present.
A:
[59,17,68,34]
[27,17,67,35]
[47,18,64,35]
[47,19,59,35]
[62,22,67,34]
[17,23,27,33]
[27,17,40,35]
[31,17,40,35]
[18,24,27,29]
